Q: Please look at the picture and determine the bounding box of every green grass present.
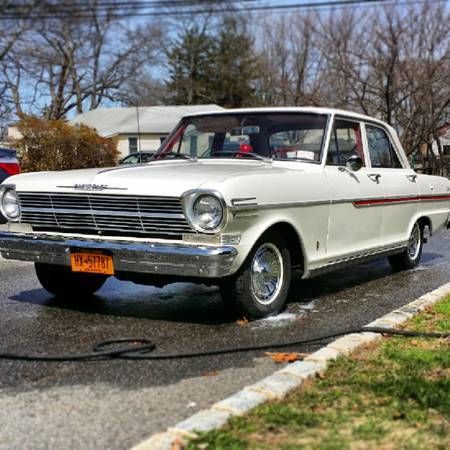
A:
[187,297,450,450]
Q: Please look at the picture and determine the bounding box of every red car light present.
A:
[239,143,253,153]
[0,162,20,176]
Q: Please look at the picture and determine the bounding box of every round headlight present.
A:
[1,189,20,220]
[192,195,223,231]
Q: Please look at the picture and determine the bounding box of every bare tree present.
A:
[1,1,164,120]
[0,1,36,130]
[256,12,325,106]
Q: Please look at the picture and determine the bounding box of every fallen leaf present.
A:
[264,352,308,363]
[171,437,185,450]
[237,317,249,326]
[201,371,220,377]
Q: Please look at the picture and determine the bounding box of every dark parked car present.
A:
[0,147,20,223]
[119,151,154,165]
[0,147,20,183]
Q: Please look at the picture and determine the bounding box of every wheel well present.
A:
[417,216,432,235]
[261,222,304,271]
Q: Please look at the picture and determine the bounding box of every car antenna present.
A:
[135,103,142,159]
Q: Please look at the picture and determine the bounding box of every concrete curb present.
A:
[131,282,450,450]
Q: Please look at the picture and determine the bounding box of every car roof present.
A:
[182,107,390,128]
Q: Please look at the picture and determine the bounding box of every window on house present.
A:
[128,137,138,153]
[443,145,450,156]
[366,125,402,168]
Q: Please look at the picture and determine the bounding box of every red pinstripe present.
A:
[353,194,450,207]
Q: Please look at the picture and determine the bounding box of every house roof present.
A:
[71,104,224,137]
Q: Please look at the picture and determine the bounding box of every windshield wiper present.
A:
[209,151,270,162]
[150,152,195,161]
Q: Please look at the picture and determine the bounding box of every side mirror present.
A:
[346,155,363,172]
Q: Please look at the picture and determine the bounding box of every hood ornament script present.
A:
[57,184,127,191]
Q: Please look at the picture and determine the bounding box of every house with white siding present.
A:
[71,105,224,158]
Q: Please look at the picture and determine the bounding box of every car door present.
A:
[364,123,419,246]
[324,117,384,261]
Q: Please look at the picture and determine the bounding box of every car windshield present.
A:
[152,113,329,162]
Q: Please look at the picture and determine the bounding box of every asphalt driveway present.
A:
[0,229,449,450]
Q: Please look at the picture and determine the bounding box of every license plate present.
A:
[70,252,114,275]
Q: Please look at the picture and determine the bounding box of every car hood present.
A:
[6,160,289,198]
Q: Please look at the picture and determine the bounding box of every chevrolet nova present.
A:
[1,108,449,318]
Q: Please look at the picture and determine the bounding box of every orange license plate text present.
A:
[70,252,114,275]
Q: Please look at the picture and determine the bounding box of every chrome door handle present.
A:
[406,174,417,182]
[367,173,381,183]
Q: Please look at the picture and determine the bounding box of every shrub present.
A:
[13,115,119,172]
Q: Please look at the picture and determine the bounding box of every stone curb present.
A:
[131,282,450,450]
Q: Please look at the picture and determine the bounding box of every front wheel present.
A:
[35,263,108,298]
[388,222,423,271]
[220,233,291,319]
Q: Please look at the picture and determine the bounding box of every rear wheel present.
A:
[35,263,108,298]
[388,222,423,271]
[220,233,291,319]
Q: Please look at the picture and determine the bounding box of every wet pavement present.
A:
[0,232,449,449]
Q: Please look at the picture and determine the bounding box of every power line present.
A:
[0,0,258,16]
[1,0,258,12]
[0,0,445,20]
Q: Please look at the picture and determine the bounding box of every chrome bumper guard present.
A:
[0,232,238,278]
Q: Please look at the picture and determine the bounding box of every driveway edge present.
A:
[131,282,450,450]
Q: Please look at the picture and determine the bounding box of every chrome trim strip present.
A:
[230,193,450,212]
[308,242,408,277]
[326,242,408,266]
[0,232,238,278]
[231,197,258,206]
[20,207,185,219]
[230,199,330,211]
[56,185,128,191]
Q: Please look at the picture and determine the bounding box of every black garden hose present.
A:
[0,327,448,362]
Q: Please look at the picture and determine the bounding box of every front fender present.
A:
[225,203,330,276]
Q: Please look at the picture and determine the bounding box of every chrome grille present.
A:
[18,192,194,238]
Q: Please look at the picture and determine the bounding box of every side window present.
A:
[366,125,402,168]
[327,119,365,166]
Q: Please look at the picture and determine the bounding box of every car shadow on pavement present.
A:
[9,284,237,326]
[8,252,444,324]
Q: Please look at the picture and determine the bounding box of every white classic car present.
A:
[1,108,449,318]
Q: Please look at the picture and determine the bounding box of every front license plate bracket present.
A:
[70,251,114,275]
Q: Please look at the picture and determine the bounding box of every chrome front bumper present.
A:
[0,232,238,278]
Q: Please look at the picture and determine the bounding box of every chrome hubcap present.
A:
[407,223,421,260]
[251,243,284,305]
